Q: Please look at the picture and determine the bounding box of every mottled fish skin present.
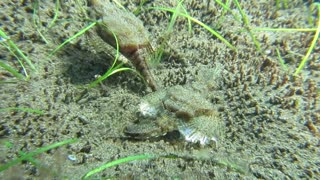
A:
[125,83,222,145]
[88,0,158,91]
[163,85,215,120]
[124,115,177,139]
[124,120,164,139]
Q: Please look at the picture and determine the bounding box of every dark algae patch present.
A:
[0,0,319,179]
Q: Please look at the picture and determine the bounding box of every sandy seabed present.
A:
[0,0,319,179]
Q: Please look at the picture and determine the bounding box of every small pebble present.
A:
[67,154,77,161]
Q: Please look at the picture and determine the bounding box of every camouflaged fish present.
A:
[125,82,225,146]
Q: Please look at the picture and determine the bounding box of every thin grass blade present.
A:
[0,139,78,172]
[233,0,261,52]
[50,22,97,56]
[0,107,44,115]
[0,29,36,72]
[148,7,237,51]
[294,3,320,75]
[0,61,25,80]
[82,154,155,179]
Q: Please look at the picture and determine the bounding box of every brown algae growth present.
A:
[88,0,158,91]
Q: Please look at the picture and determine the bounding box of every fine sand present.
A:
[0,0,319,179]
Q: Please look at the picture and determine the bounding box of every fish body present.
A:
[125,84,224,146]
